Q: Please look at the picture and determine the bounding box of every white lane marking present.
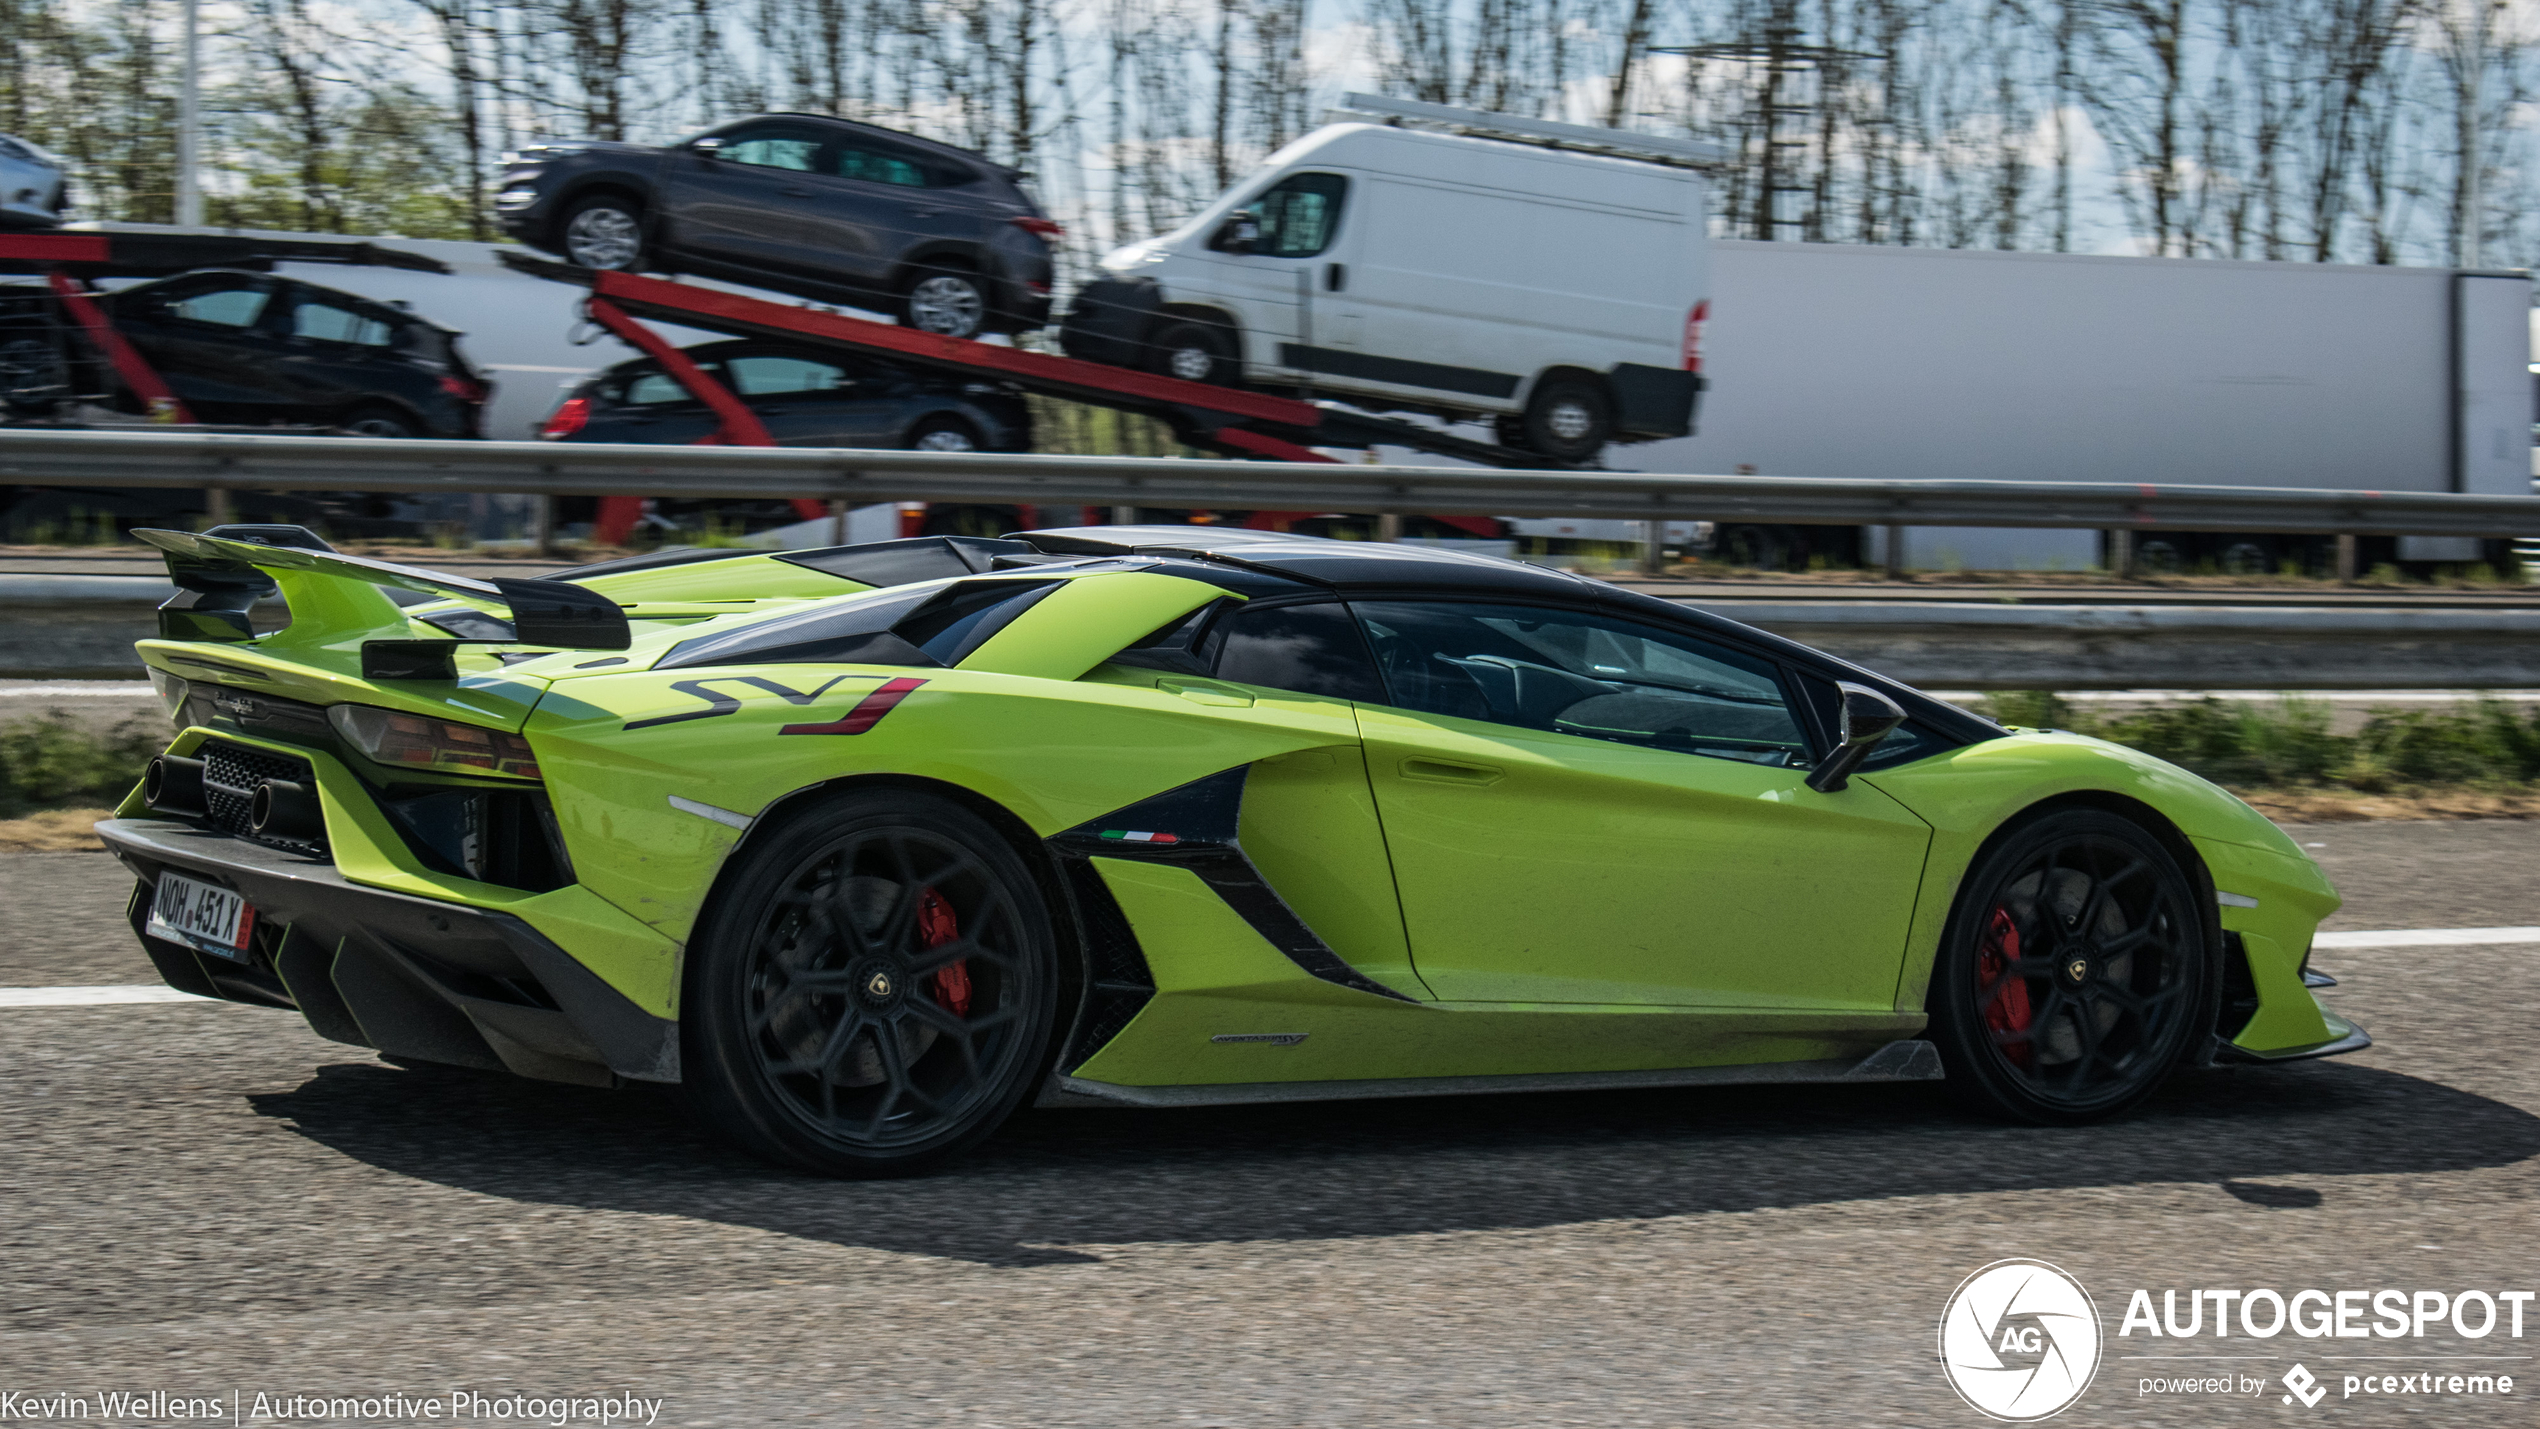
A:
[0,984,216,1007]
[2314,926,2540,949]
[0,684,157,697]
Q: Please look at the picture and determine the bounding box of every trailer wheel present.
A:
[1518,375,1614,462]
[1148,318,1239,385]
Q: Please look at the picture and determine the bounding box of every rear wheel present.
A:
[339,405,419,438]
[1517,374,1614,462]
[1927,808,2218,1124]
[560,195,646,271]
[901,267,990,338]
[907,416,980,453]
[683,789,1061,1177]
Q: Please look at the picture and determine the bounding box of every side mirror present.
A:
[1804,682,1907,793]
[1211,211,1261,254]
[692,137,723,160]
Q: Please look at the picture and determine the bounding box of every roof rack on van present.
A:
[1323,93,1727,171]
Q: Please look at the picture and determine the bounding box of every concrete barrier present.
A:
[10,573,2538,689]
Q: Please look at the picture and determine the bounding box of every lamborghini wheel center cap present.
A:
[2065,956,2092,984]
[867,971,895,998]
[854,964,901,1005]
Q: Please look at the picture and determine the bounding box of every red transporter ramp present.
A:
[499,251,1587,469]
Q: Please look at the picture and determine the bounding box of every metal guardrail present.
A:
[5,428,2540,536]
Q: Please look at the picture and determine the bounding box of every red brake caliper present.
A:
[1978,907,2034,1069]
[917,887,971,1017]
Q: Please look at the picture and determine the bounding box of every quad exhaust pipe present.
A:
[143,754,206,817]
[249,778,323,841]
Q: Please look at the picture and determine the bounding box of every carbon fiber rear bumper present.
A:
[99,817,679,1086]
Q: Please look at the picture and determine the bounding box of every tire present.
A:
[1516,374,1615,462]
[906,416,981,453]
[682,788,1062,1177]
[1147,318,1239,385]
[339,405,420,438]
[1926,807,2220,1125]
[560,195,646,271]
[900,267,990,339]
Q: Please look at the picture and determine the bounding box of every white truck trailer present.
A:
[1633,240,2531,572]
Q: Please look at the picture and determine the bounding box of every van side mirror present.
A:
[1211,211,1261,254]
[1804,682,1906,793]
[692,137,723,160]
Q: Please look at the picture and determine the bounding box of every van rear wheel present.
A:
[1518,376,1615,462]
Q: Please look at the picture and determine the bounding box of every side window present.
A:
[718,126,823,171]
[1204,600,1386,702]
[832,143,931,188]
[166,285,269,329]
[1351,600,1812,767]
[724,353,853,396]
[1252,172,1347,258]
[290,298,394,346]
[613,367,693,405]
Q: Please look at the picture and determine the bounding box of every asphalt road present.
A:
[4,821,2538,1426]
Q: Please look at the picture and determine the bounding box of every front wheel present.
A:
[560,196,646,271]
[682,789,1061,1176]
[1925,808,2218,1124]
[1147,319,1239,385]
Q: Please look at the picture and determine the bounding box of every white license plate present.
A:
[146,871,256,961]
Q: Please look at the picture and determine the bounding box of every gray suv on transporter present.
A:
[495,114,1060,340]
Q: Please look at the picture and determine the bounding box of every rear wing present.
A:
[134,527,629,677]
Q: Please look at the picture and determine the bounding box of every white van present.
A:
[1060,95,1715,462]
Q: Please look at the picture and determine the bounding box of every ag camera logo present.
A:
[1940,1259,2104,1421]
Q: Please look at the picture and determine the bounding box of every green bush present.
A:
[0,714,161,817]
[1974,692,2540,792]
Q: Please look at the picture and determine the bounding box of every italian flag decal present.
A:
[1099,830,1180,845]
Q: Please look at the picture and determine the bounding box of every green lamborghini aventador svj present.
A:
[104,523,2361,1175]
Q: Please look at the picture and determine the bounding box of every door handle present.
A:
[1399,757,1502,786]
[1157,677,1253,708]
[910,208,940,218]
[1326,262,1346,292]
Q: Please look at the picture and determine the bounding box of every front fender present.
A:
[1860,731,2342,1047]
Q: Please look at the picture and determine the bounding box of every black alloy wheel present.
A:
[1147,319,1239,385]
[1517,374,1615,462]
[683,789,1061,1176]
[1927,807,2218,1124]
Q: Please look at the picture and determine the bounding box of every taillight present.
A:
[329,704,541,780]
[1683,300,1708,373]
[1027,279,1051,294]
[1009,216,1064,239]
[542,396,591,439]
[439,374,489,402]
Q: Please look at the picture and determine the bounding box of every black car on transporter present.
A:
[541,339,1031,452]
[496,114,1060,340]
[0,268,486,436]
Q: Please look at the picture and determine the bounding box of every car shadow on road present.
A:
[248,1055,2540,1267]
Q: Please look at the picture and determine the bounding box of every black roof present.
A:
[1016,526,1595,598]
[1015,526,2003,744]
